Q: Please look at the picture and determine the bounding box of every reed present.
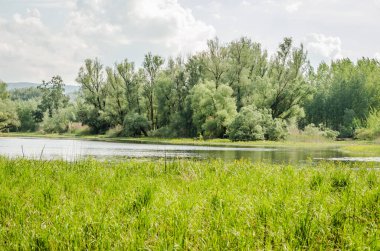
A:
[0,157,378,249]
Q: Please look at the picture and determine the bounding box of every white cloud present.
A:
[304,33,343,65]
[0,0,215,83]
[65,0,215,53]
[0,8,96,83]
[375,52,380,60]
[285,1,302,13]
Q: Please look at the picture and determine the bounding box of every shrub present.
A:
[41,107,76,133]
[355,109,380,140]
[0,100,20,132]
[105,125,124,137]
[228,106,287,141]
[303,123,339,140]
[16,100,39,132]
[122,113,150,137]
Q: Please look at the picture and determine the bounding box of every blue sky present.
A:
[0,0,379,84]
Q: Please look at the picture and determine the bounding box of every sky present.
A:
[0,0,379,84]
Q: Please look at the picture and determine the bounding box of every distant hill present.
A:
[6,82,80,95]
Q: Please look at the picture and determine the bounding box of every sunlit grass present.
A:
[341,145,380,156]
[0,157,379,249]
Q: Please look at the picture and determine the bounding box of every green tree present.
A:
[153,57,197,136]
[0,100,20,131]
[34,76,69,122]
[304,58,380,137]
[0,81,9,100]
[226,37,268,111]
[143,53,164,129]
[76,58,110,133]
[228,106,287,141]
[41,106,76,133]
[105,59,143,126]
[191,81,237,138]
[122,113,150,137]
[10,87,43,101]
[200,37,228,88]
[16,100,39,132]
[267,38,311,120]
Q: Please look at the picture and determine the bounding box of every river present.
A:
[0,137,354,163]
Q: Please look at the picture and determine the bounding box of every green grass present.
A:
[0,158,379,249]
[0,131,357,148]
[341,145,380,156]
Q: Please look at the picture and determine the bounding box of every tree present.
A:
[266,38,312,120]
[10,87,43,101]
[122,113,150,137]
[304,58,380,137]
[41,106,76,133]
[0,100,20,131]
[116,59,142,113]
[105,59,143,126]
[0,81,25,132]
[200,37,228,88]
[0,81,9,100]
[226,37,268,111]
[190,81,237,138]
[143,53,164,129]
[228,106,287,141]
[16,100,39,132]
[34,76,69,122]
[76,58,110,133]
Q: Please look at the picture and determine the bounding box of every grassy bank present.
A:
[2,131,380,157]
[0,131,361,148]
[0,158,379,249]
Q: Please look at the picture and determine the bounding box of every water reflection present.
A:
[0,137,355,163]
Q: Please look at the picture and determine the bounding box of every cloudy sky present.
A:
[0,0,379,84]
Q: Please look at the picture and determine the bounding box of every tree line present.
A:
[1,37,380,140]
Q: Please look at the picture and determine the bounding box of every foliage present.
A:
[304,59,380,137]
[3,37,380,141]
[16,100,39,132]
[41,106,76,133]
[0,100,20,131]
[228,105,287,141]
[355,109,380,140]
[34,76,69,122]
[266,38,311,120]
[122,113,150,137]
[76,58,110,132]
[303,123,339,140]
[10,87,43,101]
[191,81,237,138]
[0,81,9,100]
[143,53,164,129]
[76,102,110,134]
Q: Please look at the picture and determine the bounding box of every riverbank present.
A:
[0,158,378,249]
[1,132,380,156]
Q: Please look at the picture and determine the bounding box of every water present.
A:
[0,137,357,163]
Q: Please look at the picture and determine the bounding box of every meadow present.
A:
[0,157,379,250]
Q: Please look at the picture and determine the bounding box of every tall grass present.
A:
[0,157,379,249]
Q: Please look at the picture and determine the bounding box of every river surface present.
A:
[0,137,356,163]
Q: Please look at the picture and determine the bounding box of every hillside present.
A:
[6,82,80,95]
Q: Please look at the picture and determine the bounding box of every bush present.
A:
[355,109,380,140]
[122,113,150,137]
[105,125,124,137]
[41,107,76,133]
[228,106,287,141]
[303,123,339,140]
[267,118,288,141]
[0,100,20,131]
[16,100,39,132]
[76,103,111,134]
